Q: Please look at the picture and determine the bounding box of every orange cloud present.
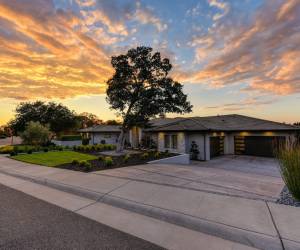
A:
[186,0,300,95]
[0,0,115,100]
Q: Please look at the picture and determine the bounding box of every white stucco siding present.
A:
[90,132,119,145]
[158,132,186,154]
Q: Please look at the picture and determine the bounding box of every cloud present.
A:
[0,0,116,100]
[208,0,230,21]
[187,0,300,96]
[206,97,277,111]
[133,2,168,32]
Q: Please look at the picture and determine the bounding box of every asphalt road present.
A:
[0,184,164,250]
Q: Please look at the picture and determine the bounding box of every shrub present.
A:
[59,135,82,141]
[79,160,92,171]
[10,151,17,156]
[123,154,130,163]
[91,145,96,151]
[73,145,77,151]
[43,148,49,152]
[190,141,200,160]
[98,155,104,161]
[141,152,149,160]
[20,121,50,146]
[27,149,32,154]
[71,159,79,165]
[277,142,300,200]
[58,146,63,151]
[82,138,90,145]
[104,156,113,167]
[0,145,14,154]
[95,144,104,151]
[154,151,160,159]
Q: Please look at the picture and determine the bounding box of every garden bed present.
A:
[56,151,177,172]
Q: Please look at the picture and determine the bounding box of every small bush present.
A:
[27,149,33,154]
[154,151,160,159]
[96,144,104,151]
[104,156,113,167]
[98,155,104,161]
[82,138,90,145]
[277,142,300,200]
[79,160,92,171]
[58,146,63,151]
[0,145,14,154]
[10,151,17,156]
[72,159,79,165]
[123,154,130,163]
[91,145,96,151]
[73,145,77,151]
[43,148,49,152]
[141,152,149,160]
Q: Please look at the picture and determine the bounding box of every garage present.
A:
[210,136,224,158]
[234,136,285,157]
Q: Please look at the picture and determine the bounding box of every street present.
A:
[0,184,163,250]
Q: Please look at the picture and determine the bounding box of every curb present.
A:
[0,168,283,250]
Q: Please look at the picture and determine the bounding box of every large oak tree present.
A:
[106,46,193,152]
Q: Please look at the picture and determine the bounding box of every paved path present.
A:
[0,184,163,250]
[0,155,299,250]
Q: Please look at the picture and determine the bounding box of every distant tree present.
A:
[105,119,122,125]
[106,46,192,152]
[20,121,51,146]
[10,101,77,135]
[294,122,300,127]
[77,112,103,128]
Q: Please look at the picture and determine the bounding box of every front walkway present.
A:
[0,155,299,250]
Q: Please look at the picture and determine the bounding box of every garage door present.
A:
[210,136,224,158]
[234,136,285,157]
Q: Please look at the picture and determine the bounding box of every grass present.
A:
[11,151,97,167]
[277,142,300,201]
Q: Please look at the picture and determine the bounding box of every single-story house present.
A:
[79,114,299,160]
[78,125,125,145]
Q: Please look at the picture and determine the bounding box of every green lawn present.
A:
[11,151,97,167]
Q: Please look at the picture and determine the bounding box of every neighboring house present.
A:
[79,115,299,161]
[79,125,124,145]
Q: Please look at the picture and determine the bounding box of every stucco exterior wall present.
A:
[90,132,119,145]
[157,132,186,154]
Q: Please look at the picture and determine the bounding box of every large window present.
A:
[164,134,178,149]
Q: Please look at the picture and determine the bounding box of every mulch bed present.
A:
[56,151,177,172]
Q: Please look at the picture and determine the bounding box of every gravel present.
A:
[276,186,300,207]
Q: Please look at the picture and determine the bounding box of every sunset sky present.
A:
[0,0,299,125]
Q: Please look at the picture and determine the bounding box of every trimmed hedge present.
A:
[59,135,82,141]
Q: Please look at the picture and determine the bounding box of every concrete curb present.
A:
[0,168,283,250]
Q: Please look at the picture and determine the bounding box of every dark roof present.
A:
[147,114,298,132]
[78,125,121,133]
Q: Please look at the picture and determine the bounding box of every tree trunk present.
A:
[116,128,126,152]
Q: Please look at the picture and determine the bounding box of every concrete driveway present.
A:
[96,155,284,201]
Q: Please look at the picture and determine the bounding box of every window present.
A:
[164,134,170,148]
[164,134,178,149]
[172,135,178,149]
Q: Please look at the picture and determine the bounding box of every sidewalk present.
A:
[0,155,300,250]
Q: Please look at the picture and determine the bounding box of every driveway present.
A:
[95,155,284,201]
